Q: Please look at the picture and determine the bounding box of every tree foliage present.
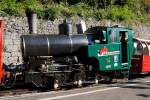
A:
[0,0,150,23]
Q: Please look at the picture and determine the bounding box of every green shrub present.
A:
[0,0,149,23]
[93,9,107,20]
[70,3,94,19]
[24,0,43,12]
[0,11,7,17]
[0,0,25,16]
[106,5,135,21]
[43,5,61,20]
[139,14,150,23]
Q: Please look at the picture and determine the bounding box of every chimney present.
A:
[76,20,86,34]
[59,19,72,35]
[26,9,37,34]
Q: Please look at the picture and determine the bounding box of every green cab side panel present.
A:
[88,43,122,71]
[88,27,133,71]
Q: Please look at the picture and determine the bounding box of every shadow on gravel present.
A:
[146,83,150,85]
[0,83,50,97]
[129,73,150,80]
[137,94,150,98]
[107,79,150,90]
[122,86,150,89]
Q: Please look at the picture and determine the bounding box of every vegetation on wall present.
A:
[0,0,150,23]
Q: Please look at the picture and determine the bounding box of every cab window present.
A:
[142,42,149,55]
[109,30,117,43]
[92,30,107,44]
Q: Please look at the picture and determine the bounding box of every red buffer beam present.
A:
[0,19,4,84]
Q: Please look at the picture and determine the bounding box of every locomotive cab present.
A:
[87,26,133,79]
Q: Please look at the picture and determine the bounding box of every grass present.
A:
[0,1,150,24]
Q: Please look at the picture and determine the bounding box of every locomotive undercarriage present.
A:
[25,56,97,89]
[2,56,129,89]
[24,56,129,89]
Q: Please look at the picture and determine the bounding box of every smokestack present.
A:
[59,19,72,35]
[26,9,37,34]
[76,20,86,34]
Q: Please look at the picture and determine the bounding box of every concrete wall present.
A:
[2,17,150,65]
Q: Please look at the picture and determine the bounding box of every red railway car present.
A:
[131,38,150,74]
[0,19,3,85]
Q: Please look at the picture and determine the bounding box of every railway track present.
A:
[0,74,149,97]
[0,83,41,97]
[0,89,35,96]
